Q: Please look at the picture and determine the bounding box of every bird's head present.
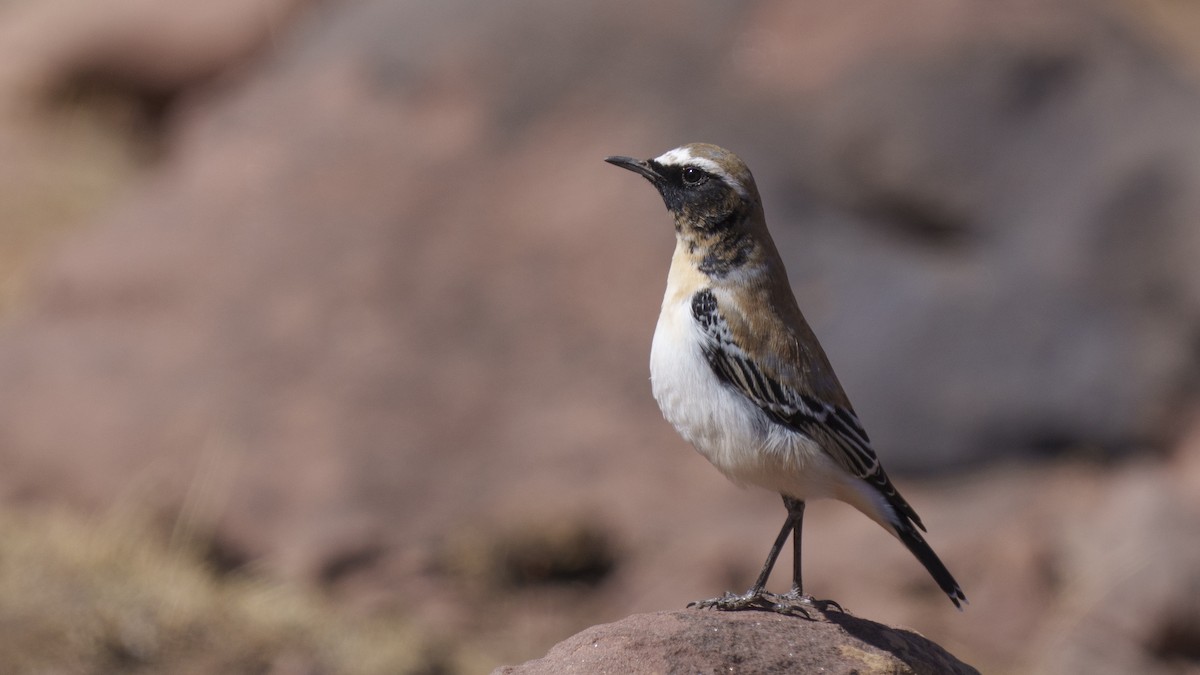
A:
[606,143,775,279]
[605,143,762,237]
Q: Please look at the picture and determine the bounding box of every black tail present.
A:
[896,524,967,609]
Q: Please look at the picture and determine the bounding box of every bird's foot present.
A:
[688,590,777,612]
[688,590,824,618]
[777,590,845,615]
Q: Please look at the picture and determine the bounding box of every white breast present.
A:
[648,248,844,500]
[650,294,764,476]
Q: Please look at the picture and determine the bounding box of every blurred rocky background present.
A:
[1,0,1199,672]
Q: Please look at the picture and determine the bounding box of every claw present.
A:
[778,591,845,614]
[688,590,842,619]
[689,590,775,611]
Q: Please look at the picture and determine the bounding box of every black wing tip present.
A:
[948,588,968,611]
[896,525,966,612]
[910,512,928,533]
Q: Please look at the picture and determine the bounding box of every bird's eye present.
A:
[681,166,705,185]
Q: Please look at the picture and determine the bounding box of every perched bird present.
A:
[605,143,966,612]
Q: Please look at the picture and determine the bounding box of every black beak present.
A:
[605,155,662,183]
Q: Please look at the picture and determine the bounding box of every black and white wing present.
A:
[689,288,925,531]
[690,288,967,608]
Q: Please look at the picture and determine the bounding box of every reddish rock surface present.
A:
[494,609,979,675]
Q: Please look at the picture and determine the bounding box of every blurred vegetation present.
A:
[0,507,445,674]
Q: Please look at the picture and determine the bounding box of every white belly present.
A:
[649,292,841,500]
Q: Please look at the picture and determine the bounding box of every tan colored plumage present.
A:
[606,142,965,612]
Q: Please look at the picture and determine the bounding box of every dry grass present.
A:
[0,507,440,674]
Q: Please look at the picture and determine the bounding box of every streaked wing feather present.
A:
[690,289,925,531]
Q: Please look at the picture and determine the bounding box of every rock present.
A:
[0,0,306,104]
[494,609,978,675]
[1021,444,1200,674]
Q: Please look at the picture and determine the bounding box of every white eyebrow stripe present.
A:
[655,147,697,166]
[654,147,748,198]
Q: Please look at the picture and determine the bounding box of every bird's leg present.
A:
[786,496,806,596]
[689,497,801,613]
[778,496,843,613]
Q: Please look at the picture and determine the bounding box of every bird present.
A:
[605,142,966,613]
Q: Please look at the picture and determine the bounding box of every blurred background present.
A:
[1,0,1200,672]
